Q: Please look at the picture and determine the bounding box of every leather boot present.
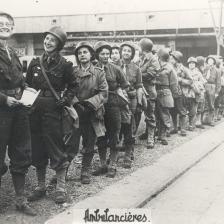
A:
[147,127,155,149]
[208,111,215,126]
[188,115,194,131]
[179,116,187,136]
[130,147,134,160]
[170,113,178,134]
[214,108,219,122]
[92,147,108,176]
[106,148,118,177]
[160,127,168,145]
[196,113,204,129]
[12,173,36,216]
[139,125,148,140]
[123,145,133,169]
[28,168,46,202]
[81,152,94,184]
[55,168,67,204]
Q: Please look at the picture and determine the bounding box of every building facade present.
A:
[11,8,223,62]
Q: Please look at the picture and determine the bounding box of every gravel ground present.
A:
[0,117,221,224]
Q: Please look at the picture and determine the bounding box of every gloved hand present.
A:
[74,103,85,117]
[56,97,68,108]
[81,101,95,113]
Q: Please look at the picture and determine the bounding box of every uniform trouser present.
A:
[156,101,172,139]
[196,99,205,126]
[218,87,224,110]
[186,98,198,128]
[74,118,96,174]
[204,84,216,124]
[134,110,142,134]
[170,96,188,130]
[144,99,156,128]
[0,106,31,176]
[214,86,224,109]
[218,87,224,116]
[64,128,80,163]
[120,116,136,162]
[30,107,69,171]
[97,106,121,168]
[75,120,97,154]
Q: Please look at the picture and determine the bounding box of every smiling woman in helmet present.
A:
[26,26,78,204]
[186,57,206,131]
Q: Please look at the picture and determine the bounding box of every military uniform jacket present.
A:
[139,52,160,99]
[120,60,143,97]
[0,44,25,105]
[204,65,221,94]
[189,68,206,100]
[26,52,77,106]
[74,64,108,137]
[96,62,129,107]
[173,63,193,98]
[156,62,178,108]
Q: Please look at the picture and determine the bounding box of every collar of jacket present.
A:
[120,59,131,67]
[96,61,110,70]
[0,46,12,65]
[43,51,60,64]
[144,52,153,61]
[78,63,96,77]
[160,61,168,69]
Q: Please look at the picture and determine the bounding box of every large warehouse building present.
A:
[10,8,223,62]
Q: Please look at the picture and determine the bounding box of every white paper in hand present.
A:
[19,88,40,107]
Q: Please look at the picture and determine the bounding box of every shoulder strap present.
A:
[39,55,60,100]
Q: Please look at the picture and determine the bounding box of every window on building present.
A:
[52,19,57,25]
[98,17,103,22]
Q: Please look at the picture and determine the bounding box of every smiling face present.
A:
[111,48,120,63]
[207,58,215,66]
[0,16,14,40]
[121,45,133,61]
[44,34,59,53]
[77,47,92,64]
[188,62,196,70]
[98,48,110,64]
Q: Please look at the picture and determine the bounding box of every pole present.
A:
[217,0,224,55]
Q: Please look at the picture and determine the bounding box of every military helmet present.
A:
[111,43,120,50]
[196,56,205,67]
[139,38,153,52]
[74,41,95,59]
[157,48,170,62]
[187,57,197,64]
[0,11,14,25]
[120,41,136,60]
[44,26,67,50]
[206,55,217,65]
[94,41,112,60]
[170,51,183,63]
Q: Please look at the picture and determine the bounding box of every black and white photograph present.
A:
[1,0,224,223]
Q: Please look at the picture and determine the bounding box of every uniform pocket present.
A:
[52,71,63,78]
